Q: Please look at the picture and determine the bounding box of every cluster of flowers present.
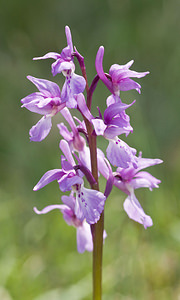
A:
[21,26,162,253]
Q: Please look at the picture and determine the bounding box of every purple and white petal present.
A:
[109,61,134,75]
[57,123,73,142]
[58,174,83,192]
[106,138,137,169]
[79,146,91,171]
[34,204,75,226]
[21,93,51,115]
[106,94,122,106]
[75,186,106,224]
[52,61,74,76]
[65,25,74,53]
[109,62,149,80]
[77,93,94,121]
[92,119,106,136]
[104,101,135,124]
[123,192,153,229]
[34,204,68,215]
[131,171,161,191]
[70,73,86,95]
[21,92,43,105]
[76,221,93,253]
[117,78,142,93]
[97,149,110,179]
[61,194,76,211]
[29,116,52,142]
[33,169,64,191]
[115,69,149,81]
[60,107,78,135]
[27,76,61,98]
[60,155,74,171]
[109,61,149,94]
[33,52,61,61]
[60,139,76,166]
[61,80,77,109]
[104,124,132,139]
[137,157,163,172]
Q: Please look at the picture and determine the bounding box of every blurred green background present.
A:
[0,0,180,299]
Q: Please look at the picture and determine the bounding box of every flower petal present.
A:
[52,60,74,76]
[29,116,52,142]
[78,145,91,171]
[109,61,134,75]
[58,174,83,192]
[21,93,52,115]
[60,107,78,135]
[97,148,110,179]
[92,118,106,136]
[77,93,93,121]
[33,169,64,191]
[59,139,75,166]
[137,156,163,172]
[21,92,43,105]
[33,52,61,61]
[61,80,77,109]
[95,46,113,93]
[61,194,76,211]
[57,123,73,142]
[69,73,86,96]
[34,204,68,214]
[123,192,153,229]
[104,101,135,124]
[76,221,93,253]
[65,25,74,53]
[75,186,106,224]
[27,76,61,98]
[106,139,137,168]
[132,171,161,191]
[104,124,132,139]
[34,204,75,226]
[117,78,141,93]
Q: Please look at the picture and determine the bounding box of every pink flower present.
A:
[21,76,65,141]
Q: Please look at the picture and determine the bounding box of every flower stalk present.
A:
[21,25,162,300]
[79,62,104,299]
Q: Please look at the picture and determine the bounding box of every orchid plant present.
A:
[21,26,162,299]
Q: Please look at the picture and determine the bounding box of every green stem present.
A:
[92,212,104,300]
[85,120,104,300]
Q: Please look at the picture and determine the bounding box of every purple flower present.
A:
[113,153,163,193]
[115,154,162,228]
[33,140,106,224]
[99,152,162,228]
[33,26,86,109]
[95,46,149,97]
[33,26,74,76]
[77,94,137,169]
[92,101,135,139]
[34,194,93,253]
[21,76,65,141]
